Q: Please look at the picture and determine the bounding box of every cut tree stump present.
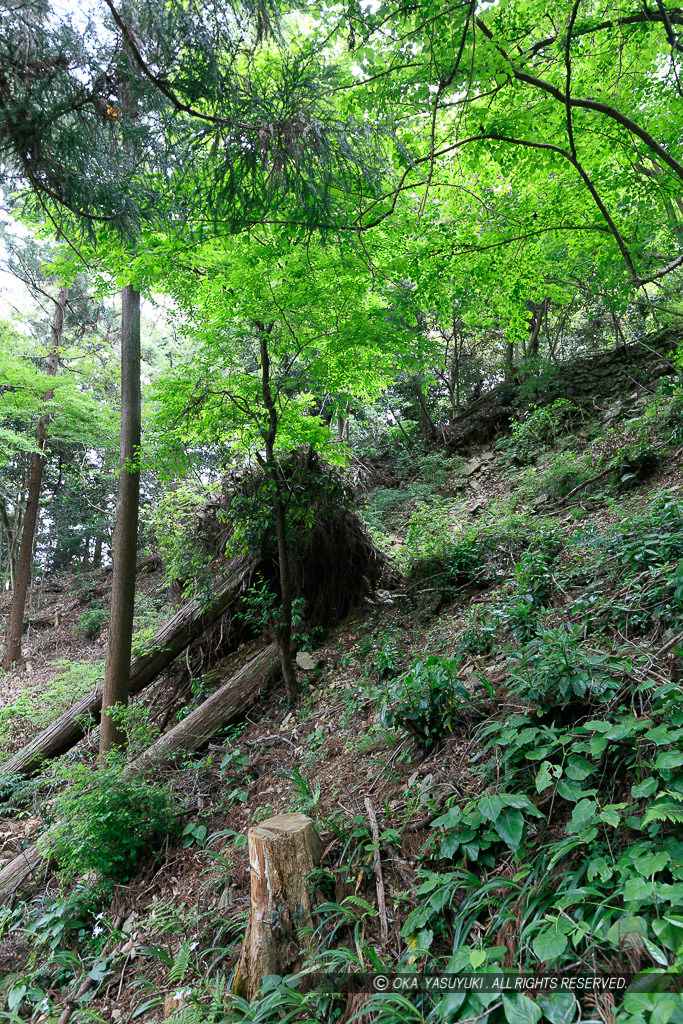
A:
[0,642,280,901]
[234,813,322,1000]
[2,557,250,778]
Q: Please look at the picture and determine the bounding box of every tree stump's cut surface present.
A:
[235,812,322,999]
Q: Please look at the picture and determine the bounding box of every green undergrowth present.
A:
[0,659,103,758]
[177,489,683,1024]
[3,412,683,1023]
[498,391,675,509]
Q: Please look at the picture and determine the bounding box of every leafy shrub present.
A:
[46,756,178,882]
[403,521,488,593]
[406,512,562,602]
[511,450,590,506]
[74,606,108,640]
[498,549,552,641]
[362,483,431,534]
[456,612,497,655]
[667,394,683,441]
[381,656,467,751]
[613,440,660,490]
[383,441,461,486]
[497,399,580,466]
[237,579,323,652]
[413,450,460,485]
[143,482,216,599]
[425,791,544,869]
[24,882,109,951]
[399,497,463,565]
[291,598,324,652]
[373,632,402,679]
[0,771,44,815]
[0,660,103,752]
[567,494,683,635]
[238,574,279,633]
[515,548,552,606]
[602,493,683,570]
[507,625,628,708]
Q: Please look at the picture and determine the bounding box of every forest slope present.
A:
[0,337,682,1024]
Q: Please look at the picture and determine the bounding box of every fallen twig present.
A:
[561,465,613,504]
[653,629,683,660]
[364,797,388,946]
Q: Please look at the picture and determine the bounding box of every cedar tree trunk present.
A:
[100,284,141,752]
[2,285,68,670]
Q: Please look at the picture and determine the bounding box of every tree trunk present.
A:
[100,285,141,753]
[415,386,435,439]
[272,488,298,703]
[504,340,515,379]
[3,557,250,778]
[612,311,626,349]
[0,638,278,900]
[257,322,298,703]
[141,643,279,763]
[2,286,68,670]
[527,297,549,358]
[0,842,45,898]
[92,537,103,569]
[234,813,322,999]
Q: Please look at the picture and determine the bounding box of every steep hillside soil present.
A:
[0,337,682,1023]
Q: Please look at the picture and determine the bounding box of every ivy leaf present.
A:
[440,833,460,860]
[655,752,683,772]
[478,795,506,822]
[635,851,671,876]
[432,807,462,829]
[606,916,648,943]
[494,808,525,851]
[598,806,621,827]
[503,993,542,1024]
[535,762,554,793]
[470,949,487,969]
[631,778,658,798]
[565,756,595,781]
[623,877,655,902]
[557,779,585,803]
[567,799,597,833]
[532,928,568,962]
[537,993,577,1024]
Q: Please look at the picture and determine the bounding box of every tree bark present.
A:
[2,557,250,778]
[257,322,298,703]
[234,813,322,999]
[272,489,298,703]
[2,286,68,670]
[527,297,550,358]
[92,536,103,569]
[0,842,45,899]
[0,637,277,900]
[141,643,279,762]
[100,285,141,753]
[415,385,435,439]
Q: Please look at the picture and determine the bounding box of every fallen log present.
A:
[1,556,250,779]
[140,643,279,763]
[449,381,508,424]
[0,642,280,900]
[0,843,45,905]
